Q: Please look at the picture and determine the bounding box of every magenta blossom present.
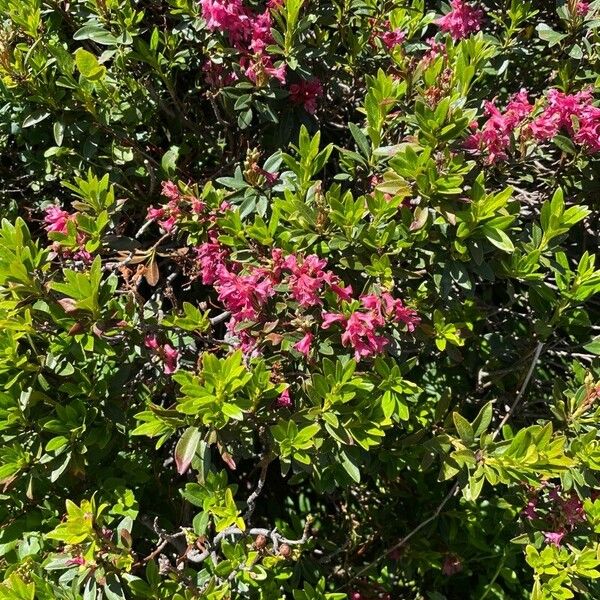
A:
[294,332,314,356]
[276,388,292,408]
[528,88,600,153]
[145,335,179,374]
[379,24,406,50]
[162,344,179,375]
[197,238,229,285]
[214,264,275,322]
[44,205,73,234]
[465,89,533,163]
[522,499,538,520]
[437,0,483,41]
[289,79,324,114]
[543,531,565,547]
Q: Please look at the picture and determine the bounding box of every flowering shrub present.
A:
[0,0,599,599]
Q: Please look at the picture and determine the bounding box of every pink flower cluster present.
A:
[522,485,586,548]
[146,181,227,233]
[465,89,533,163]
[43,204,92,262]
[528,88,600,153]
[289,79,324,114]
[200,0,285,85]
[275,251,353,308]
[369,20,406,50]
[576,1,590,16]
[436,0,483,41]
[203,60,238,88]
[196,240,419,359]
[322,292,420,362]
[144,334,179,374]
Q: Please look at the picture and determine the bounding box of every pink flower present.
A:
[576,2,590,16]
[560,493,585,529]
[161,180,180,202]
[294,332,313,356]
[66,556,86,566]
[437,0,483,41]
[251,164,279,185]
[380,26,406,50]
[465,89,533,163]
[276,388,292,408]
[286,254,330,307]
[322,312,347,329]
[243,54,287,85]
[340,311,388,362]
[147,206,166,221]
[289,79,324,114]
[543,531,565,546]
[528,88,600,153]
[158,214,178,233]
[44,205,73,234]
[72,248,93,263]
[145,335,179,374]
[442,554,462,576]
[214,264,275,322]
[162,344,179,374]
[421,37,446,66]
[329,282,354,302]
[201,0,248,46]
[522,499,537,520]
[381,293,421,332]
[249,10,273,54]
[197,238,228,285]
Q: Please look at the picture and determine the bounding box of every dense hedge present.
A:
[0,0,600,598]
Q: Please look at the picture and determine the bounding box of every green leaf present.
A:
[536,23,567,46]
[584,336,600,355]
[453,412,474,444]
[161,146,180,176]
[482,226,515,253]
[174,427,201,475]
[74,24,118,46]
[74,48,106,80]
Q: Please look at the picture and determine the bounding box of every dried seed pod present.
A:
[254,534,267,550]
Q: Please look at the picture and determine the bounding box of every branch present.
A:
[492,340,544,440]
[244,455,273,521]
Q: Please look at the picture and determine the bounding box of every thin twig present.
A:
[244,455,273,521]
[492,341,544,440]
[340,483,459,590]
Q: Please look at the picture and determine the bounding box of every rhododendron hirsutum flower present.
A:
[289,79,324,114]
[44,205,73,234]
[197,238,229,285]
[436,0,483,41]
[145,334,179,374]
[465,89,533,163]
[543,531,565,546]
[276,388,292,408]
[200,0,283,85]
[379,25,406,50]
[293,332,314,356]
[528,88,600,153]
[214,264,276,322]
